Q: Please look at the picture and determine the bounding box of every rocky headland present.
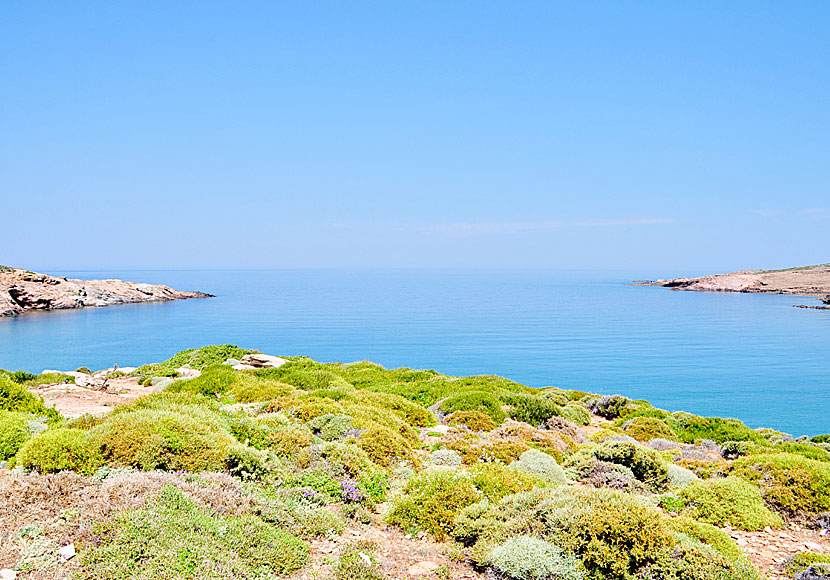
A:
[0,266,212,317]
[634,264,830,309]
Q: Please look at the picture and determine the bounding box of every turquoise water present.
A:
[1,269,827,436]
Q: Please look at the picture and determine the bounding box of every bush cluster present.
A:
[678,476,783,530]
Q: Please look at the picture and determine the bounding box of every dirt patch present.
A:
[27,377,153,418]
[729,524,829,579]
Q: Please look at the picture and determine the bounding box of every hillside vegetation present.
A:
[1,346,829,580]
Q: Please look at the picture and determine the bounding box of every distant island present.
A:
[634,264,830,310]
[0,266,212,317]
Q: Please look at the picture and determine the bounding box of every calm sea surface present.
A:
[1,269,827,436]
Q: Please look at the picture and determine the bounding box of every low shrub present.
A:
[0,411,30,460]
[590,395,631,419]
[504,394,563,427]
[468,462,542,500]
[322,442,375,479]
[786,553,830,576]
[509,449,566,483]
[137,345,251,378]
[356,425,416,467]
[446,410,497,431]
[332,541,387,580]
[308,414,354,441]
[667,464,699,489]
[488,536,583,580]
[441,392,507,423]
[558,403,590,426]
[593,441,669,489]
[431,449,463,467]
[77,485,308,579]
[0,376,57,417]
[14,428,103,474]
[732,453,830,514]
[621,416,677,442]
[387,470,482,540]
[678,476,782,530]
[668,516,748,561]
[267,423,314,457]
[92,408,234,472]
[671,415,762,444]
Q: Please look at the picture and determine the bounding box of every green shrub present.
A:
[441,392,507,423]
[14,428,103,474]
[777,441,830,462]
[0,376,56,417]
[504,394,562,427]
[668,516,747,561]
[468,462,542,500]
[265,423,314,457]
[92,408,234,472]
[137,345,251,378]
[488,536,583,580]
[622,416,677,442]
[356,425,415,467]
[812,434,830,444]
[332,541,386,580]
[732,453,830,514]
[77,486,308,579]
[509,449,566,483]
[721,440,752,459]
[308,414,354,441]
[671,415,762,444]
[446,410,497,431]
[678,476,782,530]
[358,391,436,427]
[593,441,669,489]
[10,370,37,383]
[0,411,30,459]
[387,470,482,540]
[559,402,590,426]
[358,471,390,504]
[786,552,830,576]
[667,464,699,489]
[590,395,631,419]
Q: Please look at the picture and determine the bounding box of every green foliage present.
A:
[621,416,677,442]
[137,345,251,378]
[446,410,497,431]
[787,553,830,576]
[468,462,543,500]
[488,536,583,580]
[332,542,387,580]
[0,411,30,459]
[169,364,294,402]
[590,395,631,419]
[356,425,416,467]
[441,391,507,423]
[504,393,563,427]
[558,402,590,426]
[10,370,37,383]
[777,441,830,462]
[0,376,57,418]
[592,441,669,489]
[358,471,390,504]
[678,476,782,530]
[812,434,830,444]
[670,415,762,444]
[91,403,235,472]
[14,428,103,474]
[77,486,308,579]
[668,516,748,561]
[387,470,483,540]
[732,453,830,514]
[509,449,566,483]
[308,414,354,441]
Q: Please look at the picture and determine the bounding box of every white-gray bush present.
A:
[430,448,463,467]
[508,449,565,483]
[666,463,698,488]
[488,536,583,580]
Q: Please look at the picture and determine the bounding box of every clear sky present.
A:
[2,2,828,272]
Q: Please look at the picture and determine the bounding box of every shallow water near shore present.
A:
[1,269,828,436]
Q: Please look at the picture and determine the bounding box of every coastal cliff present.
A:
[0,266,212,317]
[634,264,830,309]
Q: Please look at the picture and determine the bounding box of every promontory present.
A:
[0,266,212,317]
[634,264,830,309]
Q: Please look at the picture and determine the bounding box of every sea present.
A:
[1,269,827,436]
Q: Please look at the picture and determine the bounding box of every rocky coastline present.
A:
[633,264,830,309]
[0,266,212,317]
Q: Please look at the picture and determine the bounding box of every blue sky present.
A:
[2,1,828,272]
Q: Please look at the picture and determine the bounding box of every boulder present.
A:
[232,364,258,371]
[75,374,107,390]
[795,566,830,580]
[58,544,76,561]
[240,353,288,369]
[223,358,242,366]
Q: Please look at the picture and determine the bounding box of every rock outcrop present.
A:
[0,267,212,317]
[633,264,830,309]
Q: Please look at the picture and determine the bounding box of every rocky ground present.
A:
[0,267,211,317]
[633,264,830,308]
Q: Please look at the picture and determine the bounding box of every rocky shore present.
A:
[634,264,830,309]
[0,266,212,317]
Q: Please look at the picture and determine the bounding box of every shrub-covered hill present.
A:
[1,346,829,580]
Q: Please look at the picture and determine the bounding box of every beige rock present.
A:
[240,353,289,368]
